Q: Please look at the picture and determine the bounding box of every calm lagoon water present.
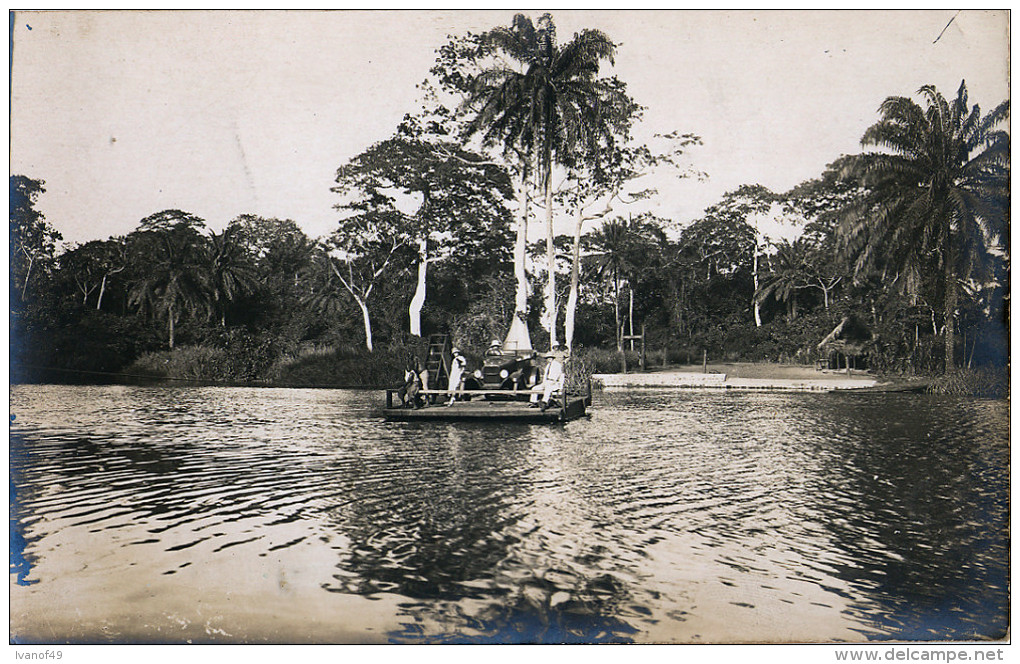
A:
[9,385,1009,644]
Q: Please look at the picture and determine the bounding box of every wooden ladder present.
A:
[425,334,452,389]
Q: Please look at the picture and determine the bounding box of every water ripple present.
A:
[9,386,1009,644]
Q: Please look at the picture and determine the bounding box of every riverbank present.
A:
[593,362,1009,397]
[15,346,1004,398]
[594,362,881,392]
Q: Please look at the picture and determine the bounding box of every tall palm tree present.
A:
[755,240,810,319]
[585,218,637,351]
[464,13,625,349]
[127,211,211,349]
[207,226,258,327]
[839,81,1009,370]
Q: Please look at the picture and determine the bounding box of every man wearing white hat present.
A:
[531,347,565,411]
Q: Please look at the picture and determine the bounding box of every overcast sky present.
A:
[9,9,1010,247]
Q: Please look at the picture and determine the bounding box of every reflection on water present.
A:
[9,385,1008,643]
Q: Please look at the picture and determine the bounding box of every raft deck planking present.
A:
[382,388,590,422]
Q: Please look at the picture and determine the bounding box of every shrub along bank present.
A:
[123,338,430,388]
[71,335,1013,400]
[925,368,1009,399]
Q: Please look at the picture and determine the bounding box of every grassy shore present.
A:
[642,362,850,380]
[119,342,1006,399]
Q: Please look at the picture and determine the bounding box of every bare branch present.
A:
[326,257,361,301]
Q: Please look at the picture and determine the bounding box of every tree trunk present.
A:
[168,303,175,350]
[356,296,374,353]
[628,284,635,351]
[21,254,34,301]
[79,281,100,307]
[97,267,123,311]
[505,174,532,351]
[752,249,762,327]
[911,323,919,376]
[409,236,428,337]
[614,277,622,352]
[97,274,107,310]
[544,170,557,348]
[944,259,957,372]
[677,281,686,337]
[514,178,530,322]
[565,208,583,353]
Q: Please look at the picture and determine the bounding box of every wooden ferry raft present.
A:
[382,388,590,423]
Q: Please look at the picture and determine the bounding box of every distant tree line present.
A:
[10,14,1008,385]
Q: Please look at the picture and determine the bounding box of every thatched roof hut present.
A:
[818,315,872,369]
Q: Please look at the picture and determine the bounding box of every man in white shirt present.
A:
[531,348,565,411]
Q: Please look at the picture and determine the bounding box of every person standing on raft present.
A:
[446,348,467,406]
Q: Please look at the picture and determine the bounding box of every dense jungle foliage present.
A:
[10,15,1008,393]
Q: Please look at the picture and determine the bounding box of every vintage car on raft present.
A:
[469,345,541,399]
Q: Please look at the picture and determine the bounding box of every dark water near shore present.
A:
[9,385,1009,644]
